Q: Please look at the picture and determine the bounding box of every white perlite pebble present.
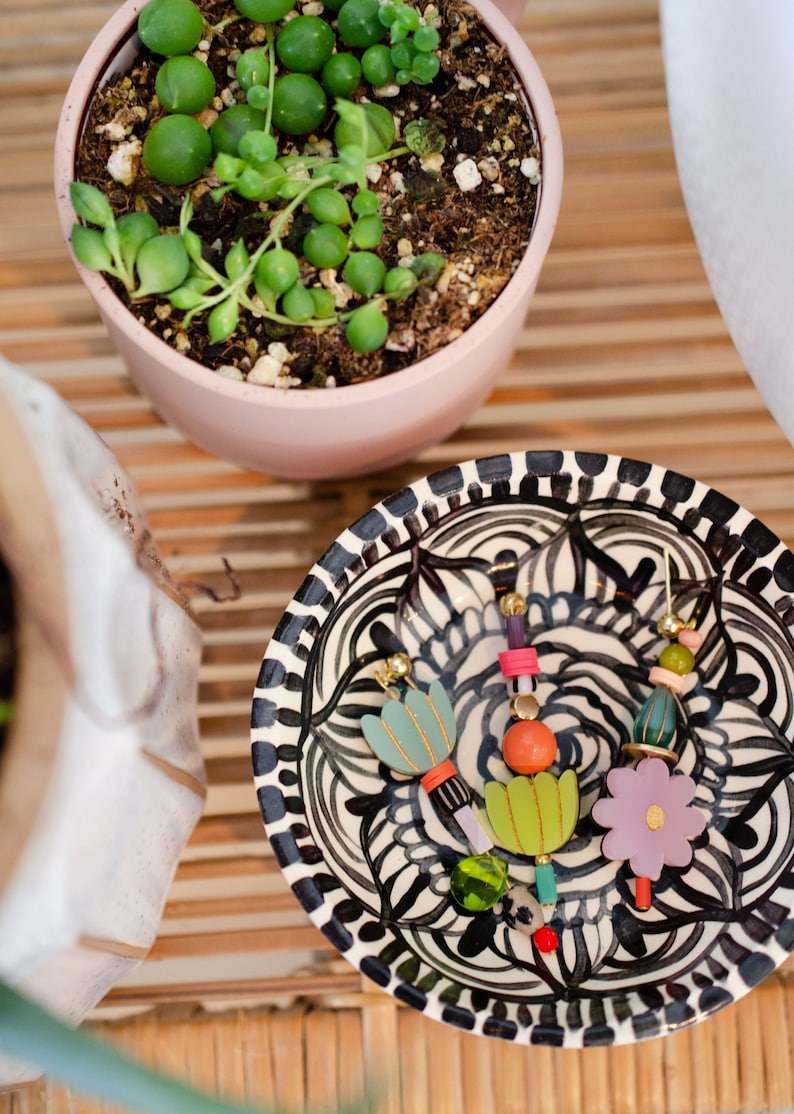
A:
[453,158,482,192]
[248,354,284,386]
[267,341,292,364]
[520,156,541,183]
[218,364,245,381]
[107,140,142,186]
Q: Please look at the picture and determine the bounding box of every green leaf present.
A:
[345,300,389,352]
[213,152,246,183]
[334,100,396,157]
[183,274,217,294]
[383,265,417,299]
[133,234,190,297]
[308,286,335,319]
[168,285,210,310]
[182,228,205,266]
[342,251,386,298]
[70,224,116,276]
[102,224,122,264]
[404,117,446,156]
[116,211,160,277]
[281,282,316,323]
[224,239,250,281]
[255,248,299,297]
[208,298,239,342]
[306,187,352,227]
[69,181,115,229]
[349,213,383,250]
[0,977,373,1114]
[410,251,446,283]
[334,144,368,188]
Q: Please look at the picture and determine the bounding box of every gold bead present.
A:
[510,693,540,721]
[500,592,528,617]
[645,804,666,832]
[656,611,685,639]
[535,853,552,866]
[384,652,412,682]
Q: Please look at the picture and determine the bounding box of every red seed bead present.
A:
[502,719,557,774]
[635,876,652,911]
[533,925,559,953]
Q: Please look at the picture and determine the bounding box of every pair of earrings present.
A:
[359,549,707,947]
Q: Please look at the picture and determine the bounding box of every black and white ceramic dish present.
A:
[251,450,794,1046]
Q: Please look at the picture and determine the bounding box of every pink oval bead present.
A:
[678,628,703,650]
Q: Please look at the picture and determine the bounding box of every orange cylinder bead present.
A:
[502,719,557,774]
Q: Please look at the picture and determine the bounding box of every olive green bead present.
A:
[658,642,695,675]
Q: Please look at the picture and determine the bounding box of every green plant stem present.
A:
[0,980,307,1114]
[264,23,277,137]
[212,13,243,32]
[238,287,335,327]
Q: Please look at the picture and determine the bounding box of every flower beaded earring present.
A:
[592,549,707,910]
[484,591,579,952]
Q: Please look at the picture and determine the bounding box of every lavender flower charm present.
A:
[592,757,706,908]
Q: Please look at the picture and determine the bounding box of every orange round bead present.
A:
[502,719,557,774]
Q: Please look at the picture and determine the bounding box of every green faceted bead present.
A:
[449,854,509,912]
[633,683,677,748]
[658,642,695,675]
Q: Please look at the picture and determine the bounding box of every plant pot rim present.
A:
[53,0,563,412]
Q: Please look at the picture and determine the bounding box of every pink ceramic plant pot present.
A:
[54,0,562,480]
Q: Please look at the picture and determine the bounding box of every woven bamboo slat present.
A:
[3,0,794,1109]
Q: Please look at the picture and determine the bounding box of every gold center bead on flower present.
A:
[645,804,665,832]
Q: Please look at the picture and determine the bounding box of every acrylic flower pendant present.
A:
[592,756,706,881]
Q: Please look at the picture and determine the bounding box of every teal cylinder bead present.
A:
[633,684,677,748]
[534,860,557,906]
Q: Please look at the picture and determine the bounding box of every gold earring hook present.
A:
[656,547,686,638]
[374,651,417,696]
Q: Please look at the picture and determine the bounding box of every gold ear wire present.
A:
[374,651,417,697]
[656,547,686,638]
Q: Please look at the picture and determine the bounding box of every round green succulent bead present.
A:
[142,114,212,184]
[236,49,270,91]
[336,0,387,48]
[210,104,267,156]
[234,0,293,21]
[276,15,335,73]
[138,0,204,56]
[345,301,388,352]
[321,53,362,98]
[303,223,349,269]
[155,55,215,114]
[272,74,327,135]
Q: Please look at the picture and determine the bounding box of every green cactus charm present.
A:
[484,769,579,907]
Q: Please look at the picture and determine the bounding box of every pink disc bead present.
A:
[498,647,540,678]
[678,628,703,650]
[647,665,686,693]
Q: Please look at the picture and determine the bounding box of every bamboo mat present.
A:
[3,0,794,1110]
